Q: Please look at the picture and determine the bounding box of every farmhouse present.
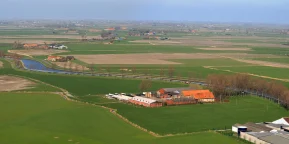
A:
[166,97,197,106]
[157,87,194,98]
[23,43,38,49]
[66,56,75,61]
[182,90,215,103]
[47,55,66,62]
[112,95,132,101]
[129,96,162,107]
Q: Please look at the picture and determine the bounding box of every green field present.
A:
[250,57,289,64]
[216,66,289,80]
[102,96,289,135]
[0,93,246,144]
[0,59,187,96]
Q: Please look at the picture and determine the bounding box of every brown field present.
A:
[53,62,89,70]
[198,48,252,51]
[70,53,280,64]
[0,76,35,92]
[217,53,282,59]
[0,61,2,68]
[8,49,68,56]
[0,35,102,40]
[130,37,288,48]
[228,59,289,69]
[130,40,182,44]
[0,39,65,44]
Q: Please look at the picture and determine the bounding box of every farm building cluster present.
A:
[232,117,289,144]
[22,43,68,50]
[46,55,75,62]
[106,87,215,108]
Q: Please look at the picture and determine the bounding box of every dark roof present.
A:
[162,87,194,93]
[244,122,272,132]
[259,134,289,144]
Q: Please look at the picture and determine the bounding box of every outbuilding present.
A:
[182,90,215,103]
[272,117,289,126]
[129,96,162,107]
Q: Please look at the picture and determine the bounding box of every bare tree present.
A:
[168,65,175,78]
[106,67,111,75]
[0,50,4,58]
[88,63,94,75]
[68,62,73,72]
[13,41,23,49]
[51,63,57,69]
[120,67,125,77]
[63,62,67,70]
[74,65,79,72]
[139,79,152,92]
[189,83,203,90]
[81,65,85,74]
[132,67,136,75]
[160,67,165,77]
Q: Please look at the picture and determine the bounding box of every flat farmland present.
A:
[0,65,187,96]
[216,66,289,80]
[71,53,221,64]
[9,49,68,56]
[102,96,289,134]
[249,57,289,64]
[0,93,246,144]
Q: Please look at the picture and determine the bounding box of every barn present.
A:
[157,87,194,99]
[182,90,215,103]
[272,117,289,126]
[129,96,162,108]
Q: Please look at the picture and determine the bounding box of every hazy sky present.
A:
[1,0,289,23]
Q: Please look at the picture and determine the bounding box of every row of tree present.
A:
[206,74,289,108]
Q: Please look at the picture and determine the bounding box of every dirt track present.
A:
[0,76,35,92]
[8,49,68,56]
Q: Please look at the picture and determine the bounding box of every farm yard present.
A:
[1,21,289,144]
[101,96,289,135]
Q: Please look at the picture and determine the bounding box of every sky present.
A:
[1,0,289,24]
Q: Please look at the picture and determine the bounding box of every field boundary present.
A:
[204,66,289,82]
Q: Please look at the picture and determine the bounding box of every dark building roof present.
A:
[259,133,289,144]
[161,87,194,93]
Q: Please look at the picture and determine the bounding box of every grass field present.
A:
[216,66,289,80]
[101,96,289,135]
[250,57,289,64]
[0,93,246,144]
[0,59,187,96]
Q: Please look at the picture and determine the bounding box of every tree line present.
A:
[206,74,289,109]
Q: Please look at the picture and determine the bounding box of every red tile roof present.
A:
[182,90,215,99]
